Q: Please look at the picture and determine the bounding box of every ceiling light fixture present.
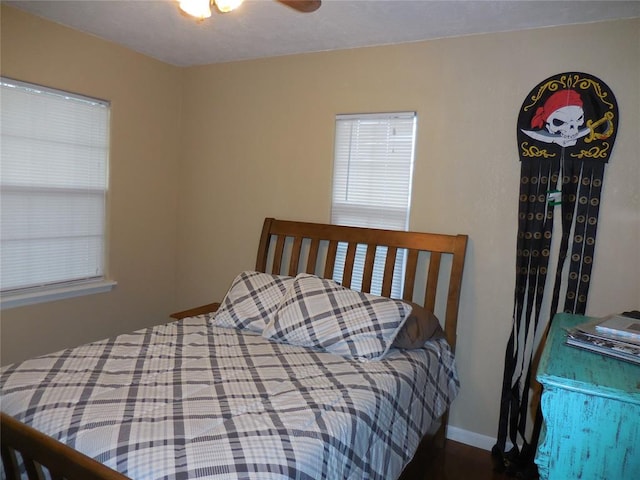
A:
[178,0,244,20]
[178,0,321,21]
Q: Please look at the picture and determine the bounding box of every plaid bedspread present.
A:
[1,315,459,480]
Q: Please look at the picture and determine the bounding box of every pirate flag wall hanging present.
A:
[492,72,618,478]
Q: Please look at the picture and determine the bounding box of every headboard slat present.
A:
[341,243,358,289]
[306,238,320,274]
[361,245,377,293]
[443,239,468,353]
[381,246,398,298]
[271,235,286,274]
[402,249,419,302]
[288,236,303,276]
[424,252,442,313]
[323,240,338,279]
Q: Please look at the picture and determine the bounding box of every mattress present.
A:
[1,314,459,479]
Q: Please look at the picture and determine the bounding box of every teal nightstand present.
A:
[535,313,640,479]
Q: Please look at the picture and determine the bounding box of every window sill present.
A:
[0,280,117,310]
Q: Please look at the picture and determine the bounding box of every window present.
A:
[0,78,114,309]
[331,112,417,297]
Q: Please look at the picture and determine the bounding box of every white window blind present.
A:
[331,112,417,297]
[0,78,111,302]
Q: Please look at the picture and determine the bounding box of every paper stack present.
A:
[565,312,640,365]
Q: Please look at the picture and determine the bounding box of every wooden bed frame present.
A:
[1,217,468,480]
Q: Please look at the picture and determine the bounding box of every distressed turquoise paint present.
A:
[535,313,640,480]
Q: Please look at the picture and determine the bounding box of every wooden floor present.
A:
[404,439,511,480]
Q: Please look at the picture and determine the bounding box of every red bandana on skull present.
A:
[531,89,583,129]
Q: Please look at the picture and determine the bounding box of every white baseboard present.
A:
[446,426,510,451]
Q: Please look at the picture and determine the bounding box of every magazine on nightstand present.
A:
[594,314,640,342]
[575,314,640,346]
[564,311,640,365]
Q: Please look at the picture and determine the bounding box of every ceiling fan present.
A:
[178,0,321,20]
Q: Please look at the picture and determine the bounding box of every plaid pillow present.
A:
[213,271,294,333]
[263,273,411,361]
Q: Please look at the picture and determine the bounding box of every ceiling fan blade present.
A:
[277,0,321,13]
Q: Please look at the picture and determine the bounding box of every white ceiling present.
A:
[6,0,640,67]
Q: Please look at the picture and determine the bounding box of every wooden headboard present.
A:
[254,218,468,352]
[173,217,468,351]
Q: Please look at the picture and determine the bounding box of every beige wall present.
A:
[0,6,183,364]
[2,4,639,445]
[177,19,640,442]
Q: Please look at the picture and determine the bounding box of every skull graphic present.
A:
[521,89,590,148]
[545,105,585,146]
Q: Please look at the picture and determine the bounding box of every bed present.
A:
[1,218,468,480]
